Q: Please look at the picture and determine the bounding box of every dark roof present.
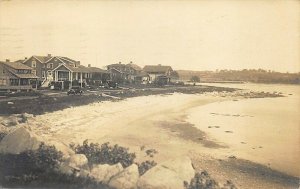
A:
[126,63,142,71]
[1,61,33,70]
[54,64,107,73]
[58,56,78,64]
[33,56,53,63]
[13,73,39,79]
[143,65,173,73]
[136,71,149,77]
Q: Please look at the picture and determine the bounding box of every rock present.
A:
[58,154,89,176]
[0,114,32,127]
[0,126,42,154]
[91,163,124,184]
[67,154,89,169]
[48,140,75,159]
[137,156,195,189]
[58,161,77,176]
[1,115,19,127]
[108,164,139,189]
[20,113,34,122]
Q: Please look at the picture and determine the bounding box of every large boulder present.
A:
[0,126,42,154]
[91,163,124,184]
[108,164,139,189]
[0,113,34,127]
[137,156,195,189]
[58,154,89,176]
[47,140,75,159]
[68,154,89,169]
[1,115,20,127]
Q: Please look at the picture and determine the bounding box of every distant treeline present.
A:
[177,69,300,84]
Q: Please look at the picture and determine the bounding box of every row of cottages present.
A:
[0,60,38,91]
[107,62,150,84]
[107,62,179,85]
[21,54,109,89]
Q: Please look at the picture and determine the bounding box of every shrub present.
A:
[137,160,157,176]
[0,142,111,188]
[184,171,237,189]
[145,149,158,157]
[0,132,7,141]
[0,142,63,178]
[72,140,136,168]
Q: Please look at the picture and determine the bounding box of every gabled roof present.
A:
[1,61,33,70]
[12,73,39,79]
[32,55,53,63]
[0,61,38,79]
[23,55,79,64]
[53,64,108,73]
[126,63,142,71]
[143,65,173,73]
[56,56,78,64]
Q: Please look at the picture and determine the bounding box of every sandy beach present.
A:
[9,84,295,189]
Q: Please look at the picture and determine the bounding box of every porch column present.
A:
[70,71,73,89]
[55,71,58,81]
[80,72,83,88]
[36,79,38,90]
[76,72,78,80]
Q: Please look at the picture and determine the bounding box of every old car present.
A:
[67,86,83,95]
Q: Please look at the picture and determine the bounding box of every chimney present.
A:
[130,61,133,64]
[119,62,121,64]
[158,64,161,66]
[88,64,91,67]
[25,57,28,60]
[5,59,9,62]
[47,54,51,57]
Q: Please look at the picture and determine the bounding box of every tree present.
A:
[190,75,200,82]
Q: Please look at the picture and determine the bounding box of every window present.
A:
[47,63,53,69]
[42,71,45,78]
[32,70,36,75]
[32,60,36,68]
[43,64,45,68]
[0,79,7,86]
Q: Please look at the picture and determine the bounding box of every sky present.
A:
[0,0,299,72]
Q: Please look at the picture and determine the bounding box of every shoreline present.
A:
[0,85,297,189]
[0,85,237,115]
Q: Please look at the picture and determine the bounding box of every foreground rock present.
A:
[0,126,41,154]
[59,154,89,176]
[108,164,139,189]
[91,163,124,184]
[1,113,34,127]
[137,156,195,189]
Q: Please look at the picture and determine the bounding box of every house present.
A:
[22,54,81,86]
[52,63,109,89]
[0,59,38,92]
[143,64,173,84]
[22,54,109,89]
[107,62,149,84]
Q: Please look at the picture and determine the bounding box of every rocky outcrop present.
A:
[1,113,34,127]
[108,164,139,189]
[0,126,42,154]
[91,163,124,184]
[137,156,195,189]
[59,154,89,176]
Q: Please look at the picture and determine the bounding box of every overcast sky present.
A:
[0,0,299,72]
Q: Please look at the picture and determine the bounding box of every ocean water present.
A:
[187,83,300,177]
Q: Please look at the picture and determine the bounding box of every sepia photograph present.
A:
[0,0,299,188]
